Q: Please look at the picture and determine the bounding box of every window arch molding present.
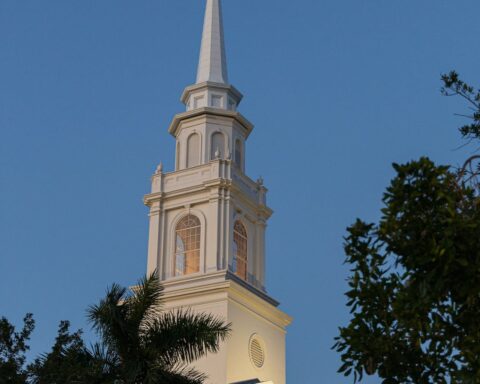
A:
[186,131,202,168]
[168,209,206,279]
[232,219,248,281]
[209,130,226,160]
[234,138,243,169]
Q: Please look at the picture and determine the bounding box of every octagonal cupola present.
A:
[169,0,253,172]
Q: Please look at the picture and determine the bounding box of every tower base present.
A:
[160,271,292,384]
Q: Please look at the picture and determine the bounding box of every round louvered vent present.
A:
[249,335,265,368]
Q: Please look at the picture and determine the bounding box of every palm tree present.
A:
[87,272,230,384]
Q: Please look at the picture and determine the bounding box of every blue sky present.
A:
[1,0,479,382]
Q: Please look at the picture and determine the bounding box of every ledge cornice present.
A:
[159,270,292,330]
[168,107,254,138]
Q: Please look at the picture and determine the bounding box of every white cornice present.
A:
[160,270,292,330]
[144,173,272,218]
[168,107,253,138]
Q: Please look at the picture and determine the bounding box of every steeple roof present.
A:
[196,0,228,84]
[180,0,242,112]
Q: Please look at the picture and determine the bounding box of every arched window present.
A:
[175,215,201,276]
[187,133,200,168]
[234,139,242,169]
[210,132,225,160]
[233,221,247,280]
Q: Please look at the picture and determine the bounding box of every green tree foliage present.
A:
[334,74,480,383]
[442,71,480,189]
[0,314,34,384]
[87,272,231,384]
[27,321,111,384]
[442,71,480,141]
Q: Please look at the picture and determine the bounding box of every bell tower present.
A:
[144,1,291,383]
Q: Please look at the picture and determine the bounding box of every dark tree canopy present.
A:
[334,73,480,384]
[27,321,107,384]
[0,314,34,384]
[442,71,480,142]
[442,71,480,189]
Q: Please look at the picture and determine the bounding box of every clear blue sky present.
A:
[1,1,479,382]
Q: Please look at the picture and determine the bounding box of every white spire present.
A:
[196,0,228,84]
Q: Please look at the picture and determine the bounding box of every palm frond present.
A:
[87,284,127,332]
[86,274,229,384]
[149,364,206,384]
[144,310,231,366]
[87,342,119,374]
[87,284,134,355]
[128,271,164,332]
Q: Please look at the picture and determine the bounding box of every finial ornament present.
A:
[155,162,163,174]
[257,176,264,186]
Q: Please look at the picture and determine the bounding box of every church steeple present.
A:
[144,2,291,382]
[196,0,228,84]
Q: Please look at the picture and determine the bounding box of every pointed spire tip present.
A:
[196,0,228,84]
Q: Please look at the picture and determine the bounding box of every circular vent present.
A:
[249,335,265,368]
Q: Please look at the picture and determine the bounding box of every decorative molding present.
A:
[181,81,243,105]
[168,107,254,138]
[160,270,288,317]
